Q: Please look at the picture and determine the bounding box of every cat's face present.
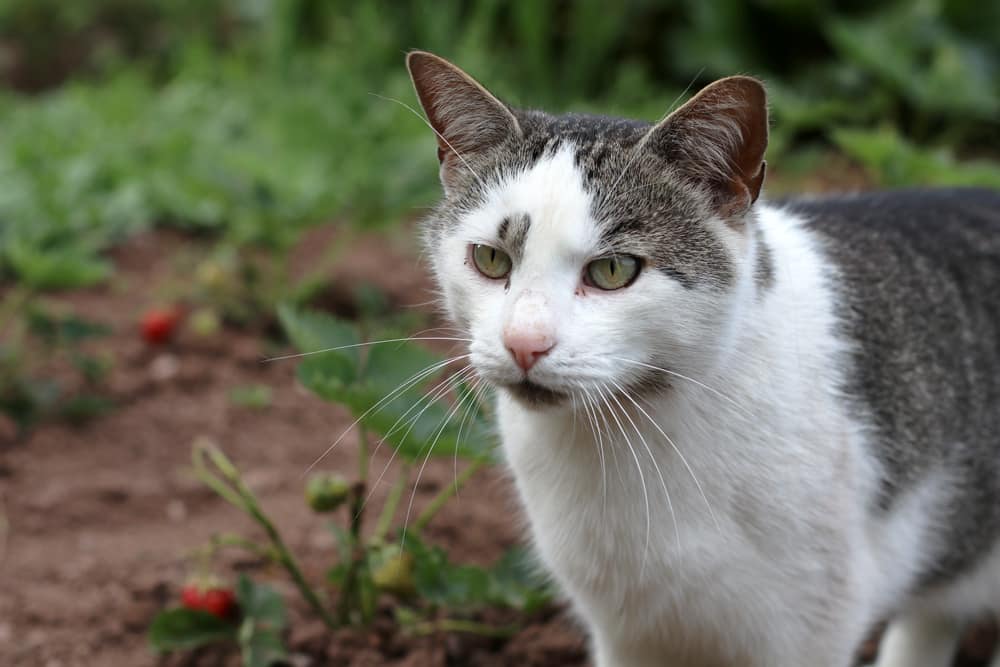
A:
[408,52,768,409]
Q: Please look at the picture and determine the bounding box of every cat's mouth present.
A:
[504,380,567,407]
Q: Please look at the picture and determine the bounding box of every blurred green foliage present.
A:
[0,0,998,290]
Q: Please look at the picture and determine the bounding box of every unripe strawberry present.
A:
[371,545,415,596]
[305,473,351,512]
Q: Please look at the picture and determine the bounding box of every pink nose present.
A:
[503,331,554,372]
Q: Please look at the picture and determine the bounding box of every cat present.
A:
[406,50,1000,667]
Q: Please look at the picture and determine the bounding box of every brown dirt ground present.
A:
[0,226,994,667]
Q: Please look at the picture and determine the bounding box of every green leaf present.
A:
[489,547,554,613]
[361,385,496,463]
[148,608,236,653]
[239,620,286,667]
[360,340,440,398]
[26,309,110,345]
[235,575,287,630]
[277,303,359,372]
[4,242,111,290]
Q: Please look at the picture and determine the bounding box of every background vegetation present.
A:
[1,0,998,293]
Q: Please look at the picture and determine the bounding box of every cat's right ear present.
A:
[406,51,521,193]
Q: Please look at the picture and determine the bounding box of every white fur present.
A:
[430,146,996,666]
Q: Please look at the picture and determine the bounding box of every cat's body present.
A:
[406,51,1000,666]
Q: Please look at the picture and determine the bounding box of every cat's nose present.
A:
[503,330,555,372]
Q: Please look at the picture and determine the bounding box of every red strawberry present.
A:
[180,583,205,611]
[201,588,237,619]
[141,307,181,345]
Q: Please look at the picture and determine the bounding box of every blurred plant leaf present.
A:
[148,608,235,652]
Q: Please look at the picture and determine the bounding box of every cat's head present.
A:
[407,51,769,409]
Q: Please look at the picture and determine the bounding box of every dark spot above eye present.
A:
[498,217,511,241]
[660,266,694,289]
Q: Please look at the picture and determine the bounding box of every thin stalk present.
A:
[210,532,278,561]
[372,463,410,544]
[193,443,338,629]
[412,458,487,535]
[357,425,369,488]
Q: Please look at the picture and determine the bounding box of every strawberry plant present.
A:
[151,574,288,667]
[151,305,552,665]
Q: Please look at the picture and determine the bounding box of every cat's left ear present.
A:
[407,51,521,193]
[646,76,768,220]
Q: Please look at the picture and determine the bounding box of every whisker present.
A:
[360,365,478,514]
[610,378,720,532]
[576,386,608,516]
[265,336,472,363]
[610,356,751,417]
[369,93,487,190]
[398,369,484,547]
[301,353,470,476]
[605,383,680,553]
[452,375,486,498]
[595,383,652,576]
[371,365,478,461]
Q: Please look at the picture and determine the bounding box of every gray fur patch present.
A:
[789,188,1000,588]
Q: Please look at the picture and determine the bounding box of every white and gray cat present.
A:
[406,50,1000,667]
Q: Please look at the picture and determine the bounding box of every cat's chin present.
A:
[503,380,568,409]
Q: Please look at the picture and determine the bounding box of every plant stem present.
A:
[192,442,338,629]
[211,532,278,561]
[357,425,369,487]
[412,457,487,535]
[412,618,518,638]
[372,463,410,544]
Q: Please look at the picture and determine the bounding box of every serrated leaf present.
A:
[148,608,236,652]
[360,385,496,463]
[360,340,441,398]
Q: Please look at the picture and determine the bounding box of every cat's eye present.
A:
[585,255,640,290]
[471,244,512,279]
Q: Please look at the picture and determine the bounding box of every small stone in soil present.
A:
[165,499,186,521]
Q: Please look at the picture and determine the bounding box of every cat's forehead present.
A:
[439,110,736,288]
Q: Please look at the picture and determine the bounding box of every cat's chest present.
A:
[496,390,861,610]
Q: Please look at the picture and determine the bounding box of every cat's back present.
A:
[784,187,1000,584]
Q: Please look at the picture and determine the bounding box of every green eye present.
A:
[471,244,512,279]
[586,255,640,290]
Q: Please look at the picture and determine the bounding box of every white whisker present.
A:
[595,383,652,576]
[610,378,720,532]
[265,336,472,363]
[370,93,487,190]
[610,356,751,417]
[302,353,470,476]
[605,383,680,556]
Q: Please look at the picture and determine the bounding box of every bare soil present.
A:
[0,227,993,667]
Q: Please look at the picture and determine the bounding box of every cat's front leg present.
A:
[872,610,964,667]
